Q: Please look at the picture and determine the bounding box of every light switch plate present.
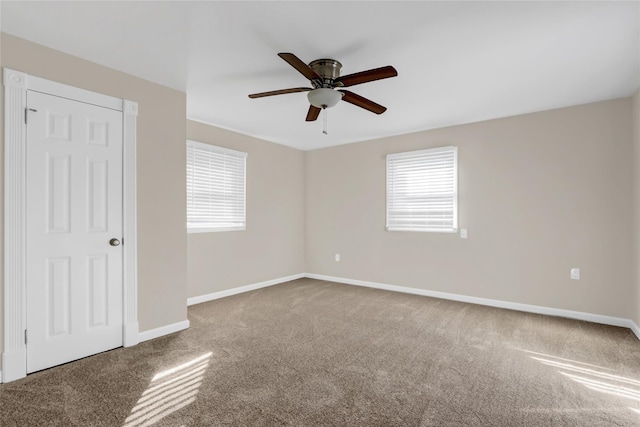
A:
[460,229,468,239]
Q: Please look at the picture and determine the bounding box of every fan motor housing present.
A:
[309,59,342,87]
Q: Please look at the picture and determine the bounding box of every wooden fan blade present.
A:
[335,66,397,87]
[306,105,321,122]
[339,90,387,114]
[278,53,322,81]
[248,87,312,99]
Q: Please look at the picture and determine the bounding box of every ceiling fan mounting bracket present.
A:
[309,59,343,88]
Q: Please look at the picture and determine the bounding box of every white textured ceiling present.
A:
[1,1,639,150]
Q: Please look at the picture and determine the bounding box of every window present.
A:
[186,140,247,232]
[386,146,458,232]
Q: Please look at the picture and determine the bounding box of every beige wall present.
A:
[633,89,640,327]
[186,121,305,297]
[306,99,635,320]
[0,32,188,370]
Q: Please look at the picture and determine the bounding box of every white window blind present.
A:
[186,140,247,232]
[386,146,458,232]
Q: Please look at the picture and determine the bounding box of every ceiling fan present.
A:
[249,52,398,122]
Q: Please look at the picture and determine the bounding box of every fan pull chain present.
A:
[323,107,328,135]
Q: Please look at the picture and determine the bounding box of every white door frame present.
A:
[2,68,139,383]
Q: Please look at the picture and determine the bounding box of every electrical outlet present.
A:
[335,254,340,262]
[570,268,580,280]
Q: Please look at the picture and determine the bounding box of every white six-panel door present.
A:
[25,90,124,373]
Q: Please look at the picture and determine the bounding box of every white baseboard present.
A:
[138,319,190,343]
[305,273,640,341]
[183,271,640,341]
[187,273,305,306]
[630,320,640,341]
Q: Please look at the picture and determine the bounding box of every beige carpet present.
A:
[1,278,639,426]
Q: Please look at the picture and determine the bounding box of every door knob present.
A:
[109,238,121,247]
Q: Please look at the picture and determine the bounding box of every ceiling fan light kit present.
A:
[248,52,397,132]
[307,88,343,109]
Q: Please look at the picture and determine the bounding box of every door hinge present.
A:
[24,108,37,124]
[24,329,27,345]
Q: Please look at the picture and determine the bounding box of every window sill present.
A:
[188,226,246,233]
[386,227,458,233]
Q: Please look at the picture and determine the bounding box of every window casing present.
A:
[186,140,247,233]
[386,146,458,232]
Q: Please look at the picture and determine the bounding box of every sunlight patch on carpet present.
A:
[123,352,212,427]
[521,349,640,414]
[530,356,640,388]
[517,349,615,371]
[559,372,640,402]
